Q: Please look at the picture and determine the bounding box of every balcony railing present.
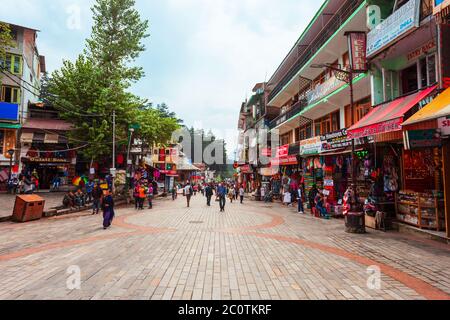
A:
[268,99,308,129]
[268,0,364,103]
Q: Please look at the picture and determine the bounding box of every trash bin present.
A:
[345,211,366,234]
[12,195,46,223]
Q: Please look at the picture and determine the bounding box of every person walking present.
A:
[183,182,194,208]
[138,184,146,210]
[133,184,140,210]
[239,185,245,204]
[102,189,115,230]
[217,183,227,212]
[86,179,95,204]
[147,183,154,209]
[171,186,177,201]
[297,185,305,214]
[92,183,103,215]
[205,183,214,206]
[228,186,234,203]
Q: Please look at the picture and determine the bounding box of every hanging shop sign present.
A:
[320,129,352,151]
[404,129,442,149]
[159,170,178,175]
[438,117,450,136]
[367,0,421,58]
[0,102,19,122]
[300,137,322,156]
[347,31,368,73]
[407,39,436,62]
[261,148,272,157]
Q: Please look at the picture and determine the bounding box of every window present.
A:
[314,111,340,136]
[345,97,371,127]
[299,124,312,141]
[1,86,21,104]
[401,64,419,95]
[0,130,4,155]
[0,54,22,75]
[281,133,290,146]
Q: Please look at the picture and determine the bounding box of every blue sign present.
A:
[0,102,19,121]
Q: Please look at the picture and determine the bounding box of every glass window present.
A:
[427,54,436,85]
[1,86,20,104]
[420,58,427,88]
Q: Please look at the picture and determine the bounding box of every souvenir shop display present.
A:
[396,190,445,230]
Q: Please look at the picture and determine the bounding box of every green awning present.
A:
[0,123,21,129]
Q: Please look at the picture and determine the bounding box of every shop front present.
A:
[300,137,323,206]
[402,86,450,237]
[21,155,75,189]
[347,85,439,230]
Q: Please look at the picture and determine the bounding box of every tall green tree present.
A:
[47,0,151,161]
[0,22,14,81]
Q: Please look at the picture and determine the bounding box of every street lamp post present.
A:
[311,63,364,230]
[125,128,135,197]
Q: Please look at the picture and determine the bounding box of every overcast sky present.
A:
[1,0,323,156]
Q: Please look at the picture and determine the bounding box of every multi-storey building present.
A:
[0,22,44,190]
[238,0,450,238]
[266,0,371,200]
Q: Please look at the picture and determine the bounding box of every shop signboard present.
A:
[407,39,436,62]
[271,156,298,166]
[300,137,322,156]
[320,129,352,151]
[307,76,345,105]
[404,129,442,149]
[348,118,403,140]
[367,0,421,58]
[347,32,368,73]
[438,117,450,136]
[276,145,289,158]
[27,157,69,163]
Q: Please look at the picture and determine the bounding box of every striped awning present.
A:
[348,86,437,139]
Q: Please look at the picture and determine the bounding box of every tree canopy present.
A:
[45,0,180,161]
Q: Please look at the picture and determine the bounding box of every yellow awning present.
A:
[403,87,450,126]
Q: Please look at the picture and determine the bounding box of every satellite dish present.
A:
[367,5,381,30]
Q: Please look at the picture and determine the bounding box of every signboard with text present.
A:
[438,117,450,136]
[367,0,421,58]
[300,137,322,156]
[347,32,367,73]
[320,129,352,151]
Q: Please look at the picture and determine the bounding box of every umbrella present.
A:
[72,176,89,186]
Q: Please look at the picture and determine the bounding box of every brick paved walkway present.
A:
[0,192,63,219]
[0,195,449,300]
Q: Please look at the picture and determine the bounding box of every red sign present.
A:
[271,156,298,166]
[347,32,367,73]
[240,165,253,174]
[261,148,272,157]
[348,118,403,140]
[276,145,289,158]
[407,39,436,62]
[160,170,177,175]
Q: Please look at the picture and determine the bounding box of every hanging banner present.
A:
[347,31,368,73]
[276,145,289,158]
[434,0,450,15]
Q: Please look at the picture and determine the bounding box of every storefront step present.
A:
[392,221,450,245]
